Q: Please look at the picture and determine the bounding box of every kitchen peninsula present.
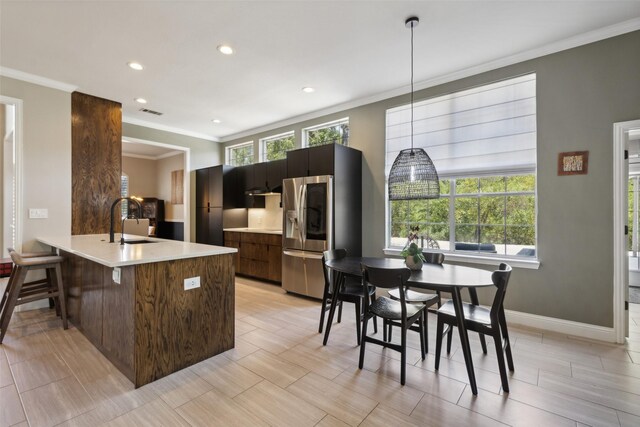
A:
[37,234,236,387]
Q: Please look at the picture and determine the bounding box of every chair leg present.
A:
[419,313,426,360]
[53,265,68,329]
[0,267,27,343]
[337,300,343,323]
[400,325,407,385]
[479,334,488,354]
[318,296,328,333]
[435,316,444,370]
[358,315,369,369]
[446,325,453,354]
[493,331,510,393]
[370,294,378,334]
[323,292,340,346]
[423,305,429,352]
[499,310,514,371]
[388,321,393,341]
[0,265,17,320]
[382,319,388,342]
[355,299,361,345]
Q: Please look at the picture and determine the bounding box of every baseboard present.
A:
[504,309,616,343]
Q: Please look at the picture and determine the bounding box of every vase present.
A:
[405,256,423,271]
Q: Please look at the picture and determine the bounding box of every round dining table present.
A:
[324,256,494,395]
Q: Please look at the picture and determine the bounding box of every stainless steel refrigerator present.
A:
[281,175,333,298]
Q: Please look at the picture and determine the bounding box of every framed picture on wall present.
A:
[558,151,589,175]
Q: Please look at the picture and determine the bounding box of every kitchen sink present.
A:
[123,239,156,244]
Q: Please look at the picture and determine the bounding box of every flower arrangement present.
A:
[400,225,426,264]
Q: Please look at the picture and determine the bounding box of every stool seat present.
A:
[0,248,68,343]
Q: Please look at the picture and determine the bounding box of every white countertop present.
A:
[223,228,283,235]
[37,234,237,268]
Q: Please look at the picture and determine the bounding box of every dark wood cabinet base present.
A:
[61,250,234,387]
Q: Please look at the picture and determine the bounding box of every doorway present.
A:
[121,136,190,242]
[614,119,640,343]
[1,96,22,258]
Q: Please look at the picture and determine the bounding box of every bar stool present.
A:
[0,249,68,343]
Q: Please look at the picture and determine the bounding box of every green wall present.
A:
[222,30,640,327]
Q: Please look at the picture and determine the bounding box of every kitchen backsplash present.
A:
[248,195,282,229]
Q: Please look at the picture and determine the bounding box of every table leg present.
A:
[453,287,478,395]
[323,271,343,346]
[468,288,487,354]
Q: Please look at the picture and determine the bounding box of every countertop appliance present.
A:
[281,175,333,298]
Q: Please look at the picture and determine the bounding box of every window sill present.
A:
[382,248,540,270]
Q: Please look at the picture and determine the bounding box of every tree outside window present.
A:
[305,119,349,147]
[262,132,295,161]
[227,142,254,166]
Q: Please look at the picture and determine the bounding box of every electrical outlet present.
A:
[29,208,48,219]
[184,276,201,290]
[112,267,121,284]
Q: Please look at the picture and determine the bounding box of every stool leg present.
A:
[0,266,27,343]
[52,265,68,330]
[0,265,17,319]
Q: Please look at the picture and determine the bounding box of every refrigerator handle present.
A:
[300,183,307,246]
[283,250,323,260]
[297,182,305,246]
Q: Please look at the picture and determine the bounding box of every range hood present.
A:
[245,184,282,196]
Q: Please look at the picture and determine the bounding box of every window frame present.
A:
[259,131,295,162]
[385,174,539,269]
[226,141,255,166]
[302,117,349,147]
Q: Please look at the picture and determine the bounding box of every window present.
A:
[120,174,129,218]
[260,131,295,161]
[226,141,254,166]
[386,74,537,259]
[303,118,349,147]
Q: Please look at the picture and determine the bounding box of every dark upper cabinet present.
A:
[234,165,265,209]
[253,162,268,189]
[266,159,286,190]
[196,165,233,208]
[195,169,209,208]
[286,144,335,177]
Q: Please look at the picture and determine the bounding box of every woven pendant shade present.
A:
[389,148,440,200]
[388,16,439,201]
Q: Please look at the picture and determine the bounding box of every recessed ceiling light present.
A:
[302,87,315,93]
[127,62,144,71]
[217,45,234,55]
[134,98,147,104]
[212,119,222,124]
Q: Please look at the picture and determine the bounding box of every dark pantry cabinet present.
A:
[195,165,233,246]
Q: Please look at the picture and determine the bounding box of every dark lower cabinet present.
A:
[196,207,223,246]
[224,231,282,282]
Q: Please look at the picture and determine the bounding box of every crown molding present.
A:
[0,67,78,92]
[123,116,219,142]
[122,153,158,161]
[219,17,640,143]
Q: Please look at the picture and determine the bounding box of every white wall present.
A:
[122,156,158,197]
[0,76,71,252]
[157,153,185,221]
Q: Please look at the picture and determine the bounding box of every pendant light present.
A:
[388,16,440,200]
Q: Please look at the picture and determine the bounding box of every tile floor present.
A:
[2,276,640,426]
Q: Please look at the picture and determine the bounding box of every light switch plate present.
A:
[112,267,121,284]
[184,276,201,290]
[29,208,48,219]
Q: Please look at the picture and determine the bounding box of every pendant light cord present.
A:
[410,20,415,154]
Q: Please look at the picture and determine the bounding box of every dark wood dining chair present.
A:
[434,263,513,392]
[386,252,444,347]
[320,249,376,345]
[359,264,426,385]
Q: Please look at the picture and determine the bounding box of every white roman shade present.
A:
[386,73,537,178]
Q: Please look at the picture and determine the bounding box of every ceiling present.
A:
[121,139,184,159]
[1,1,640,143]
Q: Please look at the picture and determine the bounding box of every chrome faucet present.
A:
[109,197,143,243]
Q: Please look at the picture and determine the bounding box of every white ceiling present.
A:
[121,139,184,159]
[1,1,640,143]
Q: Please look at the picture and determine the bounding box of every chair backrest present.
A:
[422,252,444,265]
[322,249,348,295]
[362,264,411,318]
[489,263,512,323]
[123,218,150,236]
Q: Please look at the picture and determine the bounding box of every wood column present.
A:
[71,92,121,235]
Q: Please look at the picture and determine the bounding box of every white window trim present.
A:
[385,173,539,269]
[226,141,254,166]
[302,117,349,147]
[259,131,295,162]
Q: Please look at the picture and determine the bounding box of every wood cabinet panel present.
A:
[195,168,210,208]
[241,232,271,245]
[308,144,334,176]
[134,254,234,386]
[224,231,241,243]
[79,258,104,347]
[268,245,282,282]
[240,242,269,262]
[71,92,122,235]
[102,266,135,378]
[240,259,269,278]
